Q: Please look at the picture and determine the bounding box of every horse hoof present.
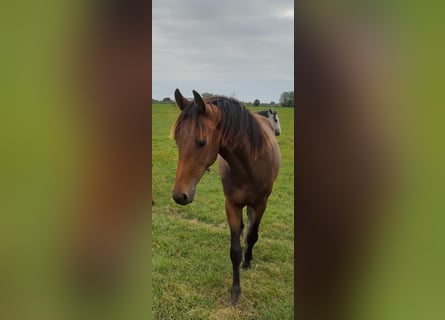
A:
[231,287,241,305]
[242,261,251,270]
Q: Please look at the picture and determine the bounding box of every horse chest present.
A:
[222,178,269,206]
[219,157,273,204]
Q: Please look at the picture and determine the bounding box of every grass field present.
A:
[152,102,294,319]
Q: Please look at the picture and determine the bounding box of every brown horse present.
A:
[171,89,281,304]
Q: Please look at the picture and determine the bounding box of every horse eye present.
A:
[196,139,207,147]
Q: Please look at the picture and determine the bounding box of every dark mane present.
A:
[172,96,273,158]
[171,102,206,142]
[211,96,274,158]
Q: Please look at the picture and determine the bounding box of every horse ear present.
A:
[192,90,206,114]
[269,108,273,113]
[175,88,188,111]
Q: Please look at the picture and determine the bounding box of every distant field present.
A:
[152,102,294,319]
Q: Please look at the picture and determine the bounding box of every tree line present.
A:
[153,91,294,108]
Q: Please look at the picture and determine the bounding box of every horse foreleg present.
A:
[225,200,243,305]
[242,203,266,270]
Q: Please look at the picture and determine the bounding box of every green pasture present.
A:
[152,103,294,319]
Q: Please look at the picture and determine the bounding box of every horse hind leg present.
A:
[242,204,265,270]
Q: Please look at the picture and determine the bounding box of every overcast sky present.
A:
[152,0,294,103]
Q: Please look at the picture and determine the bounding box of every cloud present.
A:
[153,0,294,102]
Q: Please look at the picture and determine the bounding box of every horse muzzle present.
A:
[172,190,195,205]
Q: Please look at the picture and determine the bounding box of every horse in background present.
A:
[256,109,281,136]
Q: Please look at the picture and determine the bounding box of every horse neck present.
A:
[215,107,268,175]
[219,141,254,176]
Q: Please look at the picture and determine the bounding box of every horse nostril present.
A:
[173,193,188,205]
